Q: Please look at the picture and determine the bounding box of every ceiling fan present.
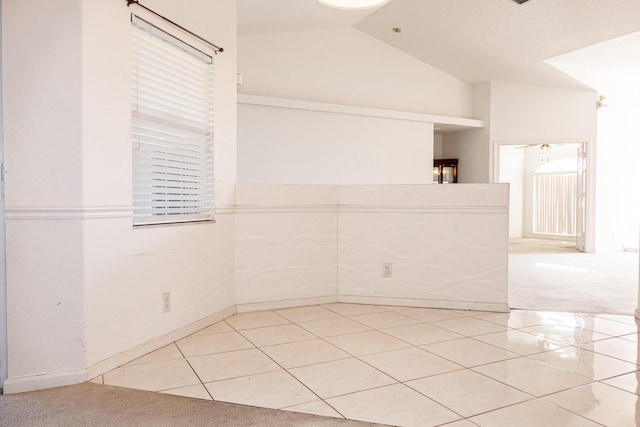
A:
[512,0,530,3]
[515,143,553,150]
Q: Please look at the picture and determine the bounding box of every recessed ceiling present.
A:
[238,0,640,90]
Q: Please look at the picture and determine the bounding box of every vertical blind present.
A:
[131,16,215,225]
[533,173,577,236]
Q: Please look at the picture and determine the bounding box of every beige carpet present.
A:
[0,383,382,427]
[509,238,639,315]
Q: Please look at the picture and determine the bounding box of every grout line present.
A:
[110,303,640,425]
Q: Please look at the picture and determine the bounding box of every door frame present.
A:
[492,139,595,253]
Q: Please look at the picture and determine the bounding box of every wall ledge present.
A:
[5,206,132,220]
[238,94,484,132]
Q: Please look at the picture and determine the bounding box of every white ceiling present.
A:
[238,0,640,90]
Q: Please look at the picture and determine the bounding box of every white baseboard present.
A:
[236,296,338,313]
[338,295,509,313]
[3,368,88,395]
[86,305,237,380]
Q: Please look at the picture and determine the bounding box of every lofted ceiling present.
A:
[238,0,640,90]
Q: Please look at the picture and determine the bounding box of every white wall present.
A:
[236,184,510,312]
[3,0,238,393]
[238,102,434,185]
[499,146,525,238]
[338,185,509,311]
[0,0,7,389]
[490,82,597,250]
[433,134,443,160]
[595,95,640,251]
[238,26,473,118]
[442,83,492,183]
[3,0,86,386]
[235,185,338,309]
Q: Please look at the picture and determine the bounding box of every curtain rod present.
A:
[126,0,224,54]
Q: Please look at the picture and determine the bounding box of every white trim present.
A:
[5,205,236,220]
[86,305,236,380]
[3,368,87,394]
[238,94,484,130]
[216,205,236,215]
[338,295,509,313]
[5,206,132,220]
[235,205,507,215]
[236,296,338,313]
[235,205,337,215]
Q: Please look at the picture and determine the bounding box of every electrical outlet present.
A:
[162,292,171,313]
[383,263,393,278]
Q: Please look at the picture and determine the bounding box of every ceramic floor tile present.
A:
[602,371,640,395]
[529,311,591,329]
[326,383,460,427]
[422,338,520,367]
[103,359,200,392]
[187,348,281,382]
[205,370,318,410]
[583,316,639,337]
[350,311,420,329]
[620,332,639,343]
[472,357,592,397]
[260,338,351,369]
[441,421,479,427]
[542,382,640,426]
[432,317,508,337]
[191,321,234,336]
[289,358,396,399]
[225,311,289,330]
[406,369,532,417]
[325,330,411,356]
[381,323,464,346]
[597,313,638,326]
[518,324,609,346]
[453,310,497,317]
[580,337,640,364]
[475,311,547,329]
[473,329,563,356]
[360,347,462,382]
[528,346,637,381]
[274,305,341,323]
[160,384,212,400]
[176,331,254,357]
[125,343,184,367]
[321,303,389,317]
[468,398,600,427]
[393,307,468,323]
[238,323,316,347]
[297,316,372,338]
[282,400,344,419]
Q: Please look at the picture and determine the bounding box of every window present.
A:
[533,159,578,237]
[131,15,215,226]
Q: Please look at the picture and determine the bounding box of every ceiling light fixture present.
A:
[318,0,392,11]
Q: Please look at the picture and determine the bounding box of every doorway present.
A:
[495,140,638,314]
[495,141,586,251]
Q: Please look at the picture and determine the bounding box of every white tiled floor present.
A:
[96,304,640,426]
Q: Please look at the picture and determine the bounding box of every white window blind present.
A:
[131,16,215,226]
[533,173,577,237]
